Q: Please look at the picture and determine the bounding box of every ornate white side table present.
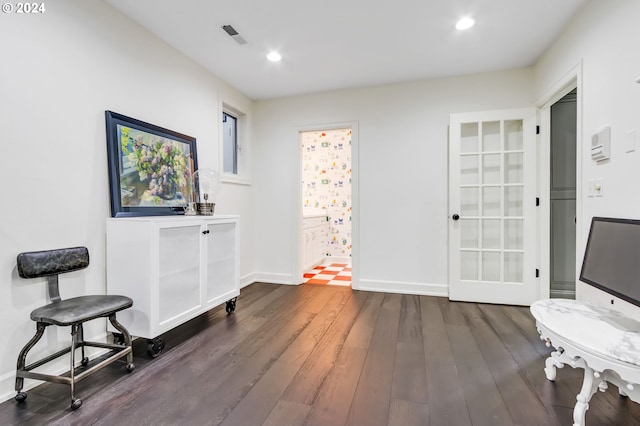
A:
[531,299,640,426]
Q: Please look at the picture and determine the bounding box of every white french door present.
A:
[449,108,538,305]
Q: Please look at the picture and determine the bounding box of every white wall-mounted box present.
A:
[591,126,611,162]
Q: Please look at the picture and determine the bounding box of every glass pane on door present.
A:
[482,219,501,249]
[504,186,523,216]
[504,219,523,250]
[504,120,523,150]
[461,251,479,280]
[461,156,479,184]
[504,252,523,282]
[482,121,501,151]
[482,252,501,282]
[461,220,479,249]
[505,153,524,183]
[482,154,501,184]
[461,123,479,153]
[460,187,479,216]
[482,187,501,216]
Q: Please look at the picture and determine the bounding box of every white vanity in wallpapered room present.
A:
[301,128,353,271]
[302,214,329,272]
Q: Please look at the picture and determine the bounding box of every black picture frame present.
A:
[105,111,198,217]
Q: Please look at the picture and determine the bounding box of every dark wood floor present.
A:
[2,283,639,426]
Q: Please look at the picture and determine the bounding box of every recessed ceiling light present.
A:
[267,51,282,62]
[455,17,475,31]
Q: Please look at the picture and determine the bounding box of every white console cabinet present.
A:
[106,215,239,346]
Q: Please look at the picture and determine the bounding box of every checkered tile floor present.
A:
[303,262,352,286]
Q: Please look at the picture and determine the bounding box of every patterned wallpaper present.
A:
[302,129,352,258]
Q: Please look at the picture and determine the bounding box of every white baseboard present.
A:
[240,273,256,288]
[243,272,447,295]
[356,279,448,297]
[0,370,19,404]
[324,256,351,264]
[251,272,299,285]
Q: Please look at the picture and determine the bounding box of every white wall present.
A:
[0,0,253,401]
[534,0,640,318]
[252,69,535,293]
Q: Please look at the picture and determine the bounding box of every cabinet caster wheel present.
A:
[147,337,165,358]
[126,363,135,372]
[81,357,89,367]
[71,398,82,410]
[15,392,27,403]
[225,297,237,315]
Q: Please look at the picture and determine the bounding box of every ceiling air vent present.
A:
[222,25,247,45]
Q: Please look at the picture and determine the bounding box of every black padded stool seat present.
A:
[14,246,135,410]
[31,295,133,326]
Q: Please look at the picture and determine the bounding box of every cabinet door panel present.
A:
[206,222,236,303]
[158,225,201,324]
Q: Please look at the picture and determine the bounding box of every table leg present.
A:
[544,350,565,381]
[573,366,600,426]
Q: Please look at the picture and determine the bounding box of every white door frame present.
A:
[536,61,583,300]
[292,121,360,289]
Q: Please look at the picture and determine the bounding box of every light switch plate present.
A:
[626,130,636,153]
[594,178,604,197]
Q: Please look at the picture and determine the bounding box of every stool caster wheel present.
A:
[71,398,82,410]
[15,392,27,403]
[126,363,135,372]
[81,357,89,367]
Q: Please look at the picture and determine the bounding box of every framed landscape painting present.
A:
[105,111,198,217]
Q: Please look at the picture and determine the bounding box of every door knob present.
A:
[452,214,460,221]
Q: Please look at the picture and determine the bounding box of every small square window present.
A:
[223,112,238,175]
[220,101,250,185]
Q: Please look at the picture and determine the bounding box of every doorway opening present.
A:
[300,128,353,286]
[549,89,577,299]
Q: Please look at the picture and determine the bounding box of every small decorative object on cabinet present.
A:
[106,215,239,357]
[194,168,222,216]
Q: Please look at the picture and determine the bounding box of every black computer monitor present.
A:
[580,217,640,307]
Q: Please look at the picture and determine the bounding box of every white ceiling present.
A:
[105,0,587,100]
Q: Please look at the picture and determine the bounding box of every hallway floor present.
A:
[4,283,639,425]
[303,262,351,286]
